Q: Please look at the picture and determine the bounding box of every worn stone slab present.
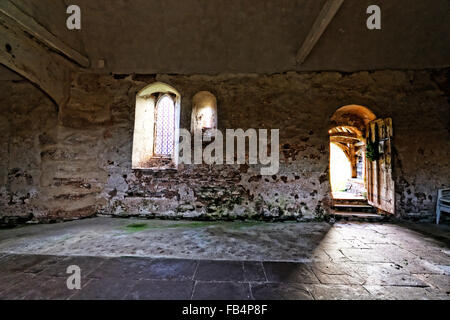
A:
[243,261,267,282]
[87,256,154,280]
[323,249,351,262]
[0,254,58,273]
[37,256,107,278]
[126,280,195,300]
[263,262,319,284]
[364,285,449,300]
[195,260,244,282]
[70,278,137,300]
[396,258,448,275]
[340,248,392,263]
[192,281,252,300]
[251,283,313,300]
[311,262,365,285]
[414,274,450,292]
[139,258,198,280]
[305,284,373,300]
[343,239,373,249]
[346,262,429,287]
[307,249,333,262]
[368,244,422,263]
[0,275,74,300]
[0,272,35,295]
[403,249,450,267]
[24,255,69,274]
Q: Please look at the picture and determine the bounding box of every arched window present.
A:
[191,91,217,135]
[132,82,181,169]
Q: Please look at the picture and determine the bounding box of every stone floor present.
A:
[0,217,449,300]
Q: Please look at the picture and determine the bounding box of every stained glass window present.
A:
[154,95,175,156]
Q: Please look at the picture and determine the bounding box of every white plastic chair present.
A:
[436,188,450,224]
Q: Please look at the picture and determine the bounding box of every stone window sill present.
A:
[132,167,177,172]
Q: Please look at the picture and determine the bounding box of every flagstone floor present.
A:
[0,217,449,300]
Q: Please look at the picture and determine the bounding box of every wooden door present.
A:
[365,118,395,214]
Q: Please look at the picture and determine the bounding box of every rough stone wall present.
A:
[0,80,58,226]
[393,70,450,220]
[1,69,449,224]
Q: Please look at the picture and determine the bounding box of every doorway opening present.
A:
[329,105,376,201]
[329,105,395,216]
[329,126,367,200]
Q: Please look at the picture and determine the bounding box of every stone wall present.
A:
[1,69,449,225]
[0,80,58,226]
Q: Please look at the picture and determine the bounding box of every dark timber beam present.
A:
[0,0,89,68]
[0,14,71,107]
[330,136,360,145]
[296,0,344,65]
[330,132,360,139]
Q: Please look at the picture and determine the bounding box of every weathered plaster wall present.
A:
[1,69,449,225]
[0,79,58,226]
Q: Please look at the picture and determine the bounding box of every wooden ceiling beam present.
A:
[329,132,360,139]
[296,0,345,65]
[330,136,361,144]
[0,0,89,67]
[0,15,71,107]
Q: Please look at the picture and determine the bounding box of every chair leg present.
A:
[436,204,441,225]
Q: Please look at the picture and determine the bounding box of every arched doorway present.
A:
[329,105,376,200]
[329,105,395,215]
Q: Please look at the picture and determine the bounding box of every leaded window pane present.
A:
[154,96,175,156]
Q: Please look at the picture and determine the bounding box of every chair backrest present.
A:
[439,188,450,199]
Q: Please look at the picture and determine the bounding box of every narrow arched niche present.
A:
[132,82,181,169]
[191,91,218,135]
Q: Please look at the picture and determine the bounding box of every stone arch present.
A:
[330,105,377,135]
